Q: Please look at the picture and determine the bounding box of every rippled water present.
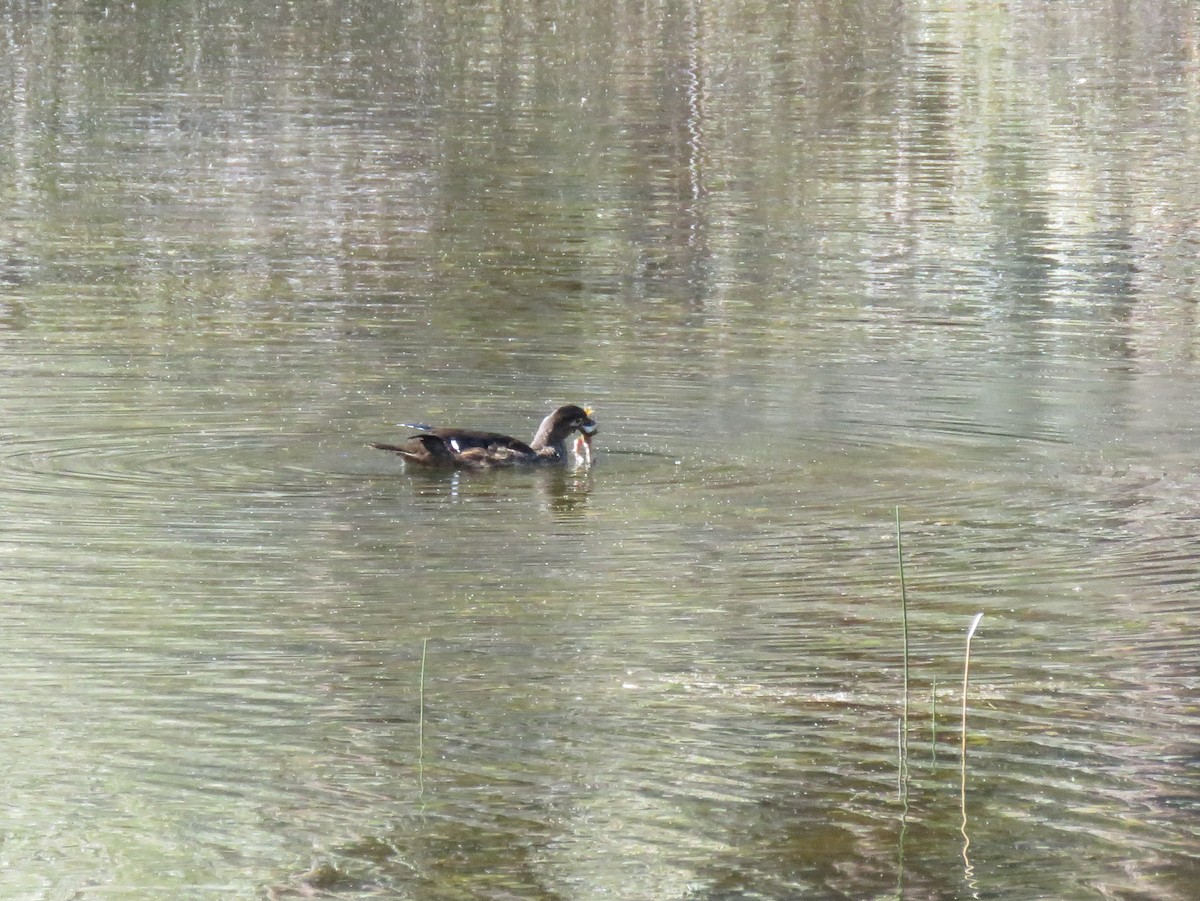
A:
[3,0,1199,899]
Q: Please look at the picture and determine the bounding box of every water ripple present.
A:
[0,427,329,503]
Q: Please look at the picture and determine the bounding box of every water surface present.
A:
[2,1,1199,898]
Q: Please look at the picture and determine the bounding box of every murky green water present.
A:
[2,1,1198,898]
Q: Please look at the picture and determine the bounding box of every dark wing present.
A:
[371,434,458,463]
[420,428,536,456]
[372,427,538,468]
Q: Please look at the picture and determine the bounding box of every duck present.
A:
[371,404,597,469]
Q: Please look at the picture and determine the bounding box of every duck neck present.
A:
[530,412,570,457]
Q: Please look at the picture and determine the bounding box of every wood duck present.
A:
[371,404,597,469]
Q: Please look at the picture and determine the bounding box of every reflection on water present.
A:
[2,0,1200,899]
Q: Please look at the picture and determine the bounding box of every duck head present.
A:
[532,404,598,456]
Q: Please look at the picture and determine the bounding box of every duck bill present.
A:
[581,408,598,436]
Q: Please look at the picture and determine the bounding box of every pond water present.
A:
[2,0,1199,898]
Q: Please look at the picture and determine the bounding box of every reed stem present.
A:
[419,637,429,791]
[960,613,983,883]
[895,508,910,771]
[930,676,938,765]
[960,613,983,765]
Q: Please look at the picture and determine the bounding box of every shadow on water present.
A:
[379,463,599,519]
